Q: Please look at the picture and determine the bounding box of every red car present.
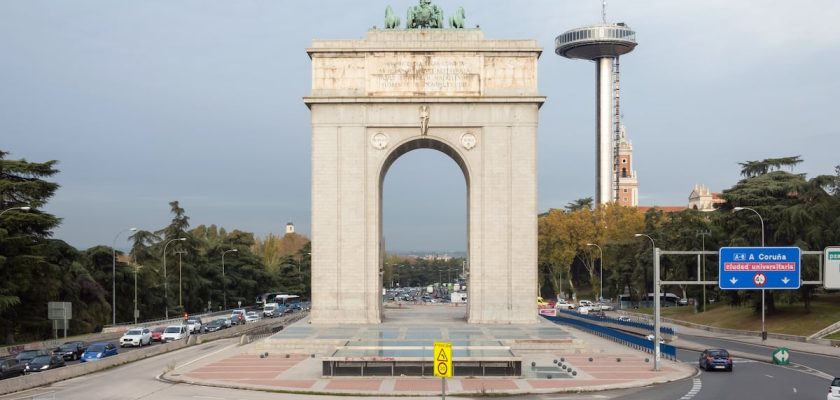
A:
[150,326,166,342]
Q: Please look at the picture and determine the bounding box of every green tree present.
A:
[0,150,62,343]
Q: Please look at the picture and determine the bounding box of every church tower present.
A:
[616,126,638,206]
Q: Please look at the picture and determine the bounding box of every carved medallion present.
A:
[460,132,477,150]
[371,132,389,150]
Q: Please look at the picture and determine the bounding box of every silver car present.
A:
[120,328,152,347]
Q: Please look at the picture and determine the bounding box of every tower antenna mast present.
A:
[602,1,607,24]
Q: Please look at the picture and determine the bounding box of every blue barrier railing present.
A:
[542,314,677,360]
[554,309,675,336]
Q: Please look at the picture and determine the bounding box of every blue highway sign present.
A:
[719,247,801,290]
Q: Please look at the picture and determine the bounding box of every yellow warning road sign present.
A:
[433,341,452,378]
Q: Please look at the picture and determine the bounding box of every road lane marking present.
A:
[679,378,702,400]
[765,374,774,378]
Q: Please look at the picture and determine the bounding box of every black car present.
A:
[0,358,25,379]
[699,348,733,371]
[204,319,227,333]
[24,354,65,373]
[54,341,87,361]
[15,349,51,366]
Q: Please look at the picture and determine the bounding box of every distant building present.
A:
[285,222,295,234]
[688,184,724,211]
[635,184,724,213]
[616,126,638,207]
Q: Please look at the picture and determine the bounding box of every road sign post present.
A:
[772,347,790,365]
[434,341,452,399]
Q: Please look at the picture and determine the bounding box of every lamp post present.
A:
[112,227,137,325]
[133,257,142,325]
[696,230,711,312]
[0,205,30,218]
[586,243,604,302]
[222,249,238,311]
[733,206,767,341]
[163,238,186,319]
[174,250,187,308]
[635,233,660,371]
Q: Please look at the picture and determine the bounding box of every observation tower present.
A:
[555,3,637,205]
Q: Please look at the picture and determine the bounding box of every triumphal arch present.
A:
[306,2,544,324]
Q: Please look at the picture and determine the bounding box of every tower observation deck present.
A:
[556,23,637,205]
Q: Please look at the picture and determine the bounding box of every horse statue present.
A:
[406,0,444,29]
[384,5,400,29]
[448,6,465,29]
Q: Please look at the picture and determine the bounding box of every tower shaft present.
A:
[596,57,613,205]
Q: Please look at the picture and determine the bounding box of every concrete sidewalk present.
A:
[163,308,695,397]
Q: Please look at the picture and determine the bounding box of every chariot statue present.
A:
[406,0,444,29]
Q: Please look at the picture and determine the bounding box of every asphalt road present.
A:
[2,317,836,400]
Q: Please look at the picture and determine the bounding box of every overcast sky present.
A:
[2,1,839,253]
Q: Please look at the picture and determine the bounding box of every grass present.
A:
[631,292,840,337]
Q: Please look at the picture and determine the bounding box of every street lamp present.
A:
[112,227,137,325]
[733,206,767,341]
[133,258,142,325]
[0,206,31,218]
[635,233,661,371]
[163,237,186,319]
[586,243,604,302]
[696,230,711,312]
[174,250,187,308]
[222,249,238,310]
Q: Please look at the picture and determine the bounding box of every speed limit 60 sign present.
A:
[433,341,452,378]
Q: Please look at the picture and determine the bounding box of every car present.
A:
[594,302,614,311]
[23,354,65,373]
[617,315,631,322]
[231,309,246,325]
[263,303,286,318]
[678,298,689,306]
[15,349,51,367]
[245,311,260,323]
[0,358,25,379]
[577,306,591,315]
[185,317,203,334]
[150,326,166,342]
[53,341,87,361]
[120,327,152,347]
[698,348,732,372]
[590,310,606,318]
[829,377,840,400]
[554,300,575,310]
[646,334,665,344]
[204,319,227,333]
[578,300,593,307]
[80,342,118,362]
[161,325,190,342]
[537,297,550,308]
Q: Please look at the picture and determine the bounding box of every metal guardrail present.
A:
[555,309,675,336]
[542,314,677,360]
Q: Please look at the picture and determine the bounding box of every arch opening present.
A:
[378,138,470,322]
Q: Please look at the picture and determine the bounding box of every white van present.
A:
[161,325,190,342]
